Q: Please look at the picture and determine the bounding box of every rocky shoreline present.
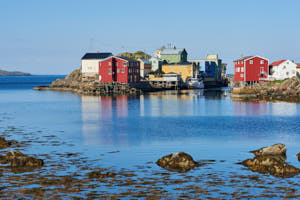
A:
[34,69,168,95]
[231,77,300,102]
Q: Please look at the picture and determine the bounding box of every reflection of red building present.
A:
[234,56,269,84]
[99,56,140,83]
[116,96,128,117]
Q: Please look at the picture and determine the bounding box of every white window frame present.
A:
[109,62,111,66]
[260,60,264,64]
[241,67,244,72]
[249,60,253,64]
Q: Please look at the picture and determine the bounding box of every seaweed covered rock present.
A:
[240,144,300,177]
[87,170,116,179]
[0,151,43,169]
[250,143,286,157]
[156,152,199,172]
[0,136,12,149]
[241,156,300,177]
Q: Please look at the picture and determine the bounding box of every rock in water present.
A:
[156,152,199,172]
[250,143,286,156]
[241,156,300,177]
[297,152,300,161]
[0,151,43,169]
[0,136,12,149]
[240,144,300,177]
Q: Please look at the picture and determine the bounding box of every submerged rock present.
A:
[241,156,300,177]
[250,143,286,157]
[156,152,200,173]
[0,151,43,169]
[87,170,116,179]
[0,136,12,149]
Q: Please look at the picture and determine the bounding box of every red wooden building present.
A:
[234,56,269,84]
[99,56,140,83]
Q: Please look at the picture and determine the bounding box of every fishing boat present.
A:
[187,77,204,89]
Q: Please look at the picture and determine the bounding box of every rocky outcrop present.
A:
[34,69,143,95]
[231,77,300,102]
[297,152,300,161]
[156,152,200,172]
[240,144,300,177]
[0,151,43,169]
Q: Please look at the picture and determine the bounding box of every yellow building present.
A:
[161,62,198,82]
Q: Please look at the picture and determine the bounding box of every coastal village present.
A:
[80,46,228,90]
[36,45,300,101]
[80,46,300,90]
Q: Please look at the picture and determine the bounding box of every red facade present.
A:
[99,56,140,83]
[234,56,269,82]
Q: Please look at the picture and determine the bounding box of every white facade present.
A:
[81,59,101,77]
[269,60,297,81]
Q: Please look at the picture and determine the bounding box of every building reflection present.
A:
[233,101,269,116]
[81,95,130,146]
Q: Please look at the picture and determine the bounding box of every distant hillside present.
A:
[117,51,151,60]
[0,69,31,76]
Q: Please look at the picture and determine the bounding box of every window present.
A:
[171,66,174,69]
[117,69,120,73]
[108,68,112,75]
[184,66,187,69]
[109,62,111,66]
[260,60,264,64]
[260,67,264,73]
[249,60,253,64]
[122,69,125,73]
[240,74,244,77]
[178,66,181,69]
[236,67,240,72]
[123,63,127,67]
[241,67,244,72]
[116,62,118,67]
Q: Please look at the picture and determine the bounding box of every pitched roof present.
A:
[81,52,113,60]
[139,58,151,64]
[116,56,138,62]
[160,48,186,55]
[234,56,253,62]
[296,63,300,68]
[270,60,286,66]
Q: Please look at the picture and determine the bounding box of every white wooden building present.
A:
[81,52,113,81]
[269,59,297,81]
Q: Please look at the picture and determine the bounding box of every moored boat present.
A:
[187,78,204,89]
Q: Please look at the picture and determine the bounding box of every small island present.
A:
[0,69,31,76]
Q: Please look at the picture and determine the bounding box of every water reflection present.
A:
[81,95,131,146]
[80,89,300,146]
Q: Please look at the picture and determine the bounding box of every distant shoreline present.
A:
[0,69,31,76]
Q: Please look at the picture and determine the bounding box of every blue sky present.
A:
[0,0,299,74]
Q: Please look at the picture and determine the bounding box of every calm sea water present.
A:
[1,75,300,197]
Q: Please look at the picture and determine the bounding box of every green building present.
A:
[160,47,187,63]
